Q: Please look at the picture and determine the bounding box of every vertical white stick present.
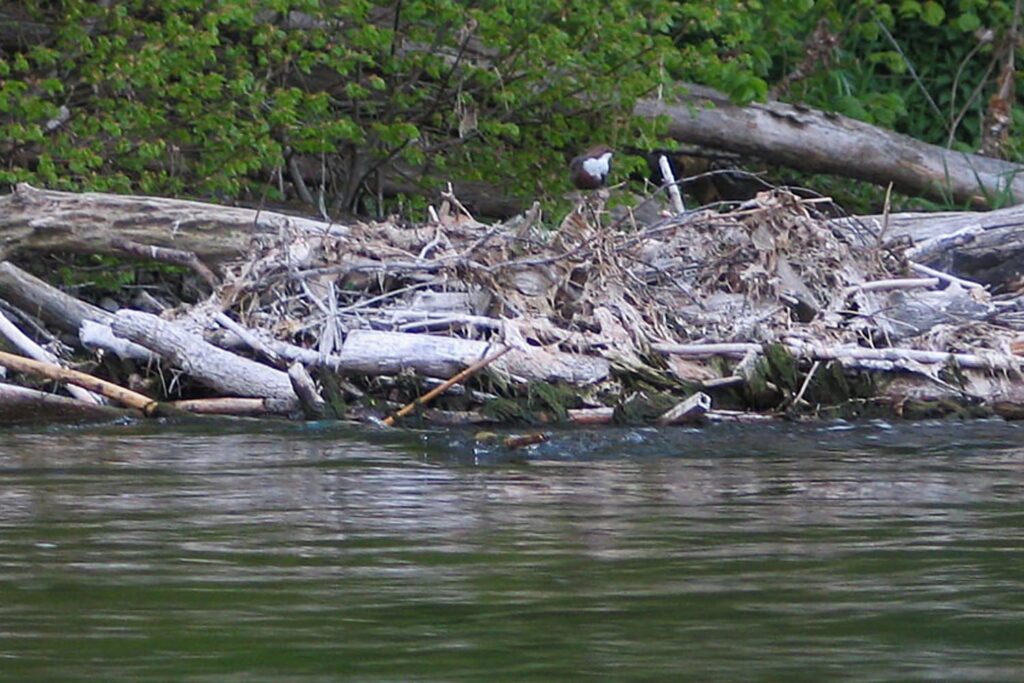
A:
[658,155,685,214]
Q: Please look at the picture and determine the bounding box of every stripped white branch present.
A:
[658,155,686,214]
[908,261,985,290]
[842,277,940,297]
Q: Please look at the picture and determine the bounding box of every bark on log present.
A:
[111,309,300,403]
[337,329,610,384]
[0,183,346,264]
[635,85,1024,208]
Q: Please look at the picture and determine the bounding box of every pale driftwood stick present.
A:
[383,345,511,426]
[568,407,615,425]
[79,319,158,362]
[0,382,134,424]
[658,155,686,214]
[111,237,219,289]
[111,309,299,403]
[0,349,155,411]
[0,309,103,404]
[704,409,777,423]
[0,260,111,333]
[656,391,711,425]
[339,329,610,383]
[214,312,283,365]
[842,277,940,296]
[170,396,296,416]
[792,360,821,406]
[654,342,761,359]
[908,261,984,290]
[288,361,327,420]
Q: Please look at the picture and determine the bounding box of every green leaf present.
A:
[921,1,946,26]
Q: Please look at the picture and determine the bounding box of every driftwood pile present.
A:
[2,182,1024,426]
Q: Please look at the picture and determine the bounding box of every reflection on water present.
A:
[2,420,1024,680]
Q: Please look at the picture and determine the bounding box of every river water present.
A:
[2,418,1023,681]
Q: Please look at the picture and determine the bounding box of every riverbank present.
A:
[2,182,1024,427]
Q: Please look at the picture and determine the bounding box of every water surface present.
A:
[2,419,1023,680]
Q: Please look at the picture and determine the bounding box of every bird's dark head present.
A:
[569,145,614,190]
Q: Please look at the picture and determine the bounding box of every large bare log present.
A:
[0,183,346,264]
[338,329,610,384]
[833,203,1024,287]
[111,309,300,403]
[635,85,1024,208]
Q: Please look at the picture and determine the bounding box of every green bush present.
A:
[1,0,1019,215]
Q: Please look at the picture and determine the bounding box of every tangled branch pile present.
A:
[2,182,1024,426]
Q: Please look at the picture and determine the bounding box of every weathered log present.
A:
[0,260,111,332]
[0,382,134,424]
[0,183,346,264]
[853,204,1024,287]
[337,329,610,384]
[79,319,158,362]
[635,85,1024,208]
[111,309,300,403]
[655,340,1022,372]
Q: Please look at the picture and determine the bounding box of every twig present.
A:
[382,345,511,426]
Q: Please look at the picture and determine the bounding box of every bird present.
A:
[569,145,613,190]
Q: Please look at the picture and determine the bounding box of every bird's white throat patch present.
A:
[581,152,612,178]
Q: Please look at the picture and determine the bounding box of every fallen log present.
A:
[111,309,300,404]
[170,397,295,416]
[0,382,134,424]
[833,203,1024,287]
[337,329,611,384]
[655,340,1022,372]
[0,183,346,264]
[0,260,111,332]
[656,391,712,426]
[635,85,1024,208]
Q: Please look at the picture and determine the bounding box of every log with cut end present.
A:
[656,391,712,425]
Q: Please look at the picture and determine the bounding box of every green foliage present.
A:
[1,0,1019,215]
[764,0,1021,156]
